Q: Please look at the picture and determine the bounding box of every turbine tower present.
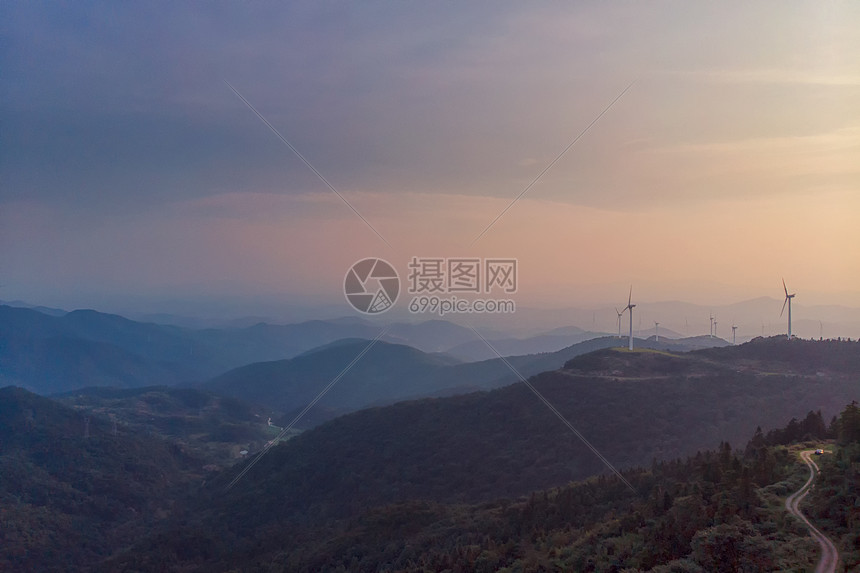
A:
[624,286,636,351]
[713,319,718,339]
[781,279,795,340]
[654,321,660,342]
[615,307,624,339]
[731,325,737,345]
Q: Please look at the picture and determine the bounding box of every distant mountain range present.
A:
[205,339,461,420]
[443,327,594,361]
[0,305,498,393]
[2,302,727,396]
[202,334,731,425]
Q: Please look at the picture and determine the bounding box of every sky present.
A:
[2,1,859,322]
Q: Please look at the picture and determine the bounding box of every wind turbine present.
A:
[731,325,737,345]
[709,313,714,337]
[654,321,660,342]
[713,318,718,339]
[781,279,795,340]
[615,307,624,339]
[624,286,636,351]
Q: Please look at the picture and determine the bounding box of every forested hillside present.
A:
[0,387,205,572]
[3,338,858,572]
[101,405,858,572]
[55,385,282,466]
[201,335,731,427]
[805,401,860,571]
[190,343,858,528]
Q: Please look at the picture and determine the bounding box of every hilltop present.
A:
[563,336,860,383]
[694,335,860,374]
[204,339,459,415]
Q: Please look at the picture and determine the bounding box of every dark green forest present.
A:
[806,401,860,571]
[101,405,860,572]
[0,387,205,572]
[1,338,858,572]
[199,342,857,527]
[54,385,283,466]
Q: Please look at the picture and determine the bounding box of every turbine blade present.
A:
[780,297,788,317]
[628,286,632,306]
[783,278,788,297]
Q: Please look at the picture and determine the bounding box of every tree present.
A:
[799,410,827,440]
[838,401,860,445]
[691,521,774,572]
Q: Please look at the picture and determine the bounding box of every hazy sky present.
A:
[2,2,859,317]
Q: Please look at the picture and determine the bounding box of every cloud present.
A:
[663,68,860,87]
[3,2,859,310]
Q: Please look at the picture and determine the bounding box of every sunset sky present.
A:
[2,2,859,318]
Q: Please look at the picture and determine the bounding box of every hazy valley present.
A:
[2,302,858,571]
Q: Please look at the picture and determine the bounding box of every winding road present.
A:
[784,450,840,573]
